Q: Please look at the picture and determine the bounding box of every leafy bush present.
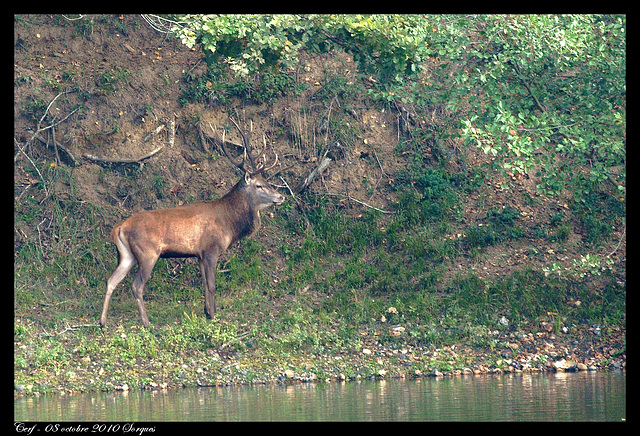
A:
[445,15,626,199]
[394,167,460,225]
[179,66,300,106]
[173,14,432,82]
[171,14,625,203]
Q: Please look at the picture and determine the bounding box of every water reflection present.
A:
[15,372,625,422]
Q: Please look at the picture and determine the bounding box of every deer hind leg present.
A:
[100,237,136,328]
[131,254,159,328]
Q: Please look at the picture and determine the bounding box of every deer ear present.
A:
[244,172,251,184]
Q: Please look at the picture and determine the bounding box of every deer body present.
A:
[99,122,284,328]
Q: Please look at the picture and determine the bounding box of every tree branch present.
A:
[294,156,331,193]
[82,146,164,165]
[509,61,547,114]
[323,192,394,214]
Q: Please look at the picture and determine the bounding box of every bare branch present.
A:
[323,192,395,214]
[62,14,85,21]
[143,124,165,142]
[15,139,48,197]
[141,14,183,34]
[168,116,176,147]
[82,146,164,165]
[30,131,78,167]
[35,91,72,133]
[509,61,547,114]
[606,226,626,258]
[279,176,299,205]
[295,156,331,193]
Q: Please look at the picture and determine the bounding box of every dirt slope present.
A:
[14,14,625,300]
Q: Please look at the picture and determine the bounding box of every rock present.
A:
[389,326,405,336]
[378,369,387,377]
[284,369,295,378]
[115,383,129,391]
[362,348,372,355]
[577,363,588,371]
[553,359,577,371]
[541,321,554,332]
[553,359,566,370]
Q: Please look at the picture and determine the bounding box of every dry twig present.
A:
[168,116,176,147]
[323,192,394,214]
[143,124,165,142]
[15,90,79,192]
[295,155,332,193]
[606,226,626,258]
[15,139,48,197]
[82,146,164,165]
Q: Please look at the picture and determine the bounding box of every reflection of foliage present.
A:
[171,14,625,201]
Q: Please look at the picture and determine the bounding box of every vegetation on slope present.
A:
[15,14,625,395]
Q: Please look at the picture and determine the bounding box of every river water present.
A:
[15,371,625,422]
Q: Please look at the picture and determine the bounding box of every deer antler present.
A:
[249,133,280,176]
[209,122,246,172]
[262,152,279,173]
[211,120,277,175]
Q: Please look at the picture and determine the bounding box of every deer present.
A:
[99,120,285,328]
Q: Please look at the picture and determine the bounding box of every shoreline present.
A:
[14,319,626,397]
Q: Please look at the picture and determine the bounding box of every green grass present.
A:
[95,67,131,95]
[571,188,626,246]
[179,66,304,107]
[14,144,625,340]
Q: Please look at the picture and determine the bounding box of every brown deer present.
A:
[99,120,285,328]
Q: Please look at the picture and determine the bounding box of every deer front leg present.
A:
[200,251,219,320]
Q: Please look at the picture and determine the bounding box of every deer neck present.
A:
[221,181,261,244]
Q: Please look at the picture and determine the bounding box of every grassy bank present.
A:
[15,176,625,396]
